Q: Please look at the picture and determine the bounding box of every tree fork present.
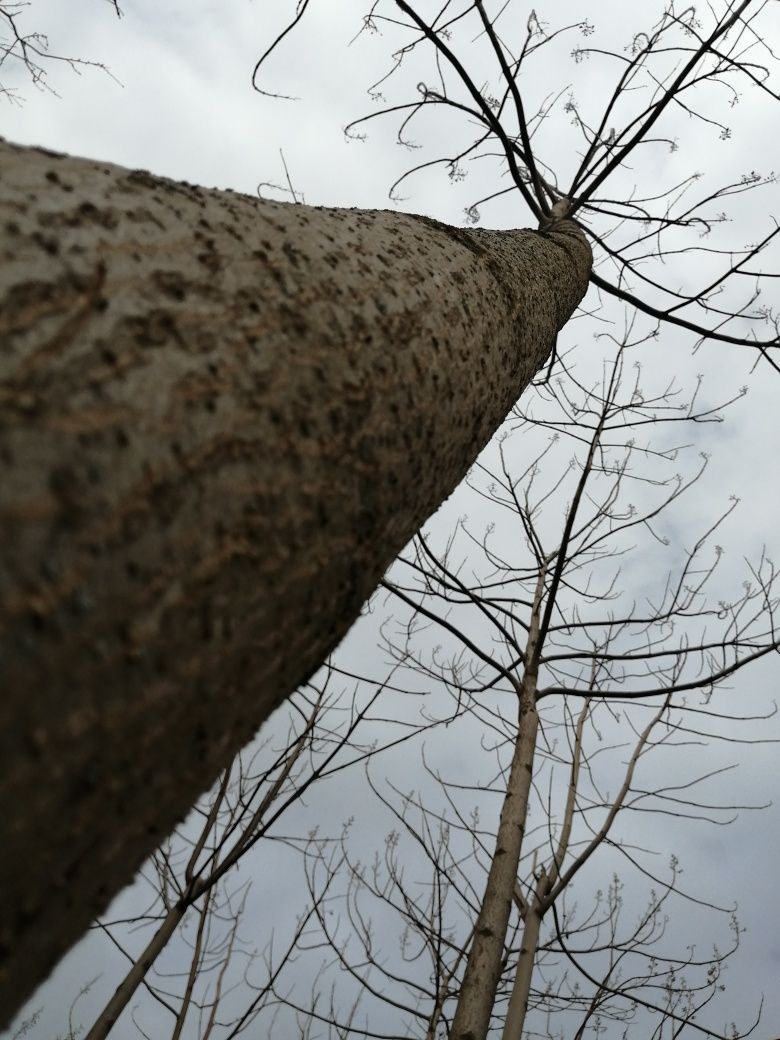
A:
[0,138,591,1023]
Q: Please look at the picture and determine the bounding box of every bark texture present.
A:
[451,692,539,1040]
[0,137,591,1024]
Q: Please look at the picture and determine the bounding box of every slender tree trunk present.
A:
[169,893,209,1040]
[450,572,546,1040]
[500,884,545,1040]
[0,138,591,1024]
[87,901,187,1040]
[450,688,539,1040]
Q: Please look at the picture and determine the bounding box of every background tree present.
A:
[0,0,119,103]
[82,671,347,1040]
[350,1,780,359]
[25,662,442,1040]
[268,335,777,1039]
[1,0,780,1023]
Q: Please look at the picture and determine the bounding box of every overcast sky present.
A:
[2,2,780,1038]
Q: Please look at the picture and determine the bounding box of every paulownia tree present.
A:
[278,337,777,1039]
[77,662,430,1040]
[0,137,589,1027]
[0,0,778,1023]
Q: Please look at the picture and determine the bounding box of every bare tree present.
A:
[1,0,779,1023]
[273,335,777,1039]
[0,1,120,103]
[82,690,329,1040]
[68,659,445,1040]
[352,1,780,363]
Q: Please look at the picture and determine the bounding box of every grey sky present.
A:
[2,1,779,1037]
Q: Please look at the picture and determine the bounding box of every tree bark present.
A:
[86,901,187,1040]
[450,692,539,1040]
[501,895,544,1040]
[0,137,591,1024]
[450,570,545,1040]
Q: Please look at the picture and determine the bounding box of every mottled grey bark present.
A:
[0,137,591,1024]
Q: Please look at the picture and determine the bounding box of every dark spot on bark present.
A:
[283,308,308,336]
[153,269,188,300]
[127,169,162,190]
[32,232,59,255]
[125,310,179,347]
[126,206,165,230]
[222,223,244,242]
[197,247,222,274]
[282,240,301,268]
[77,201,119,230]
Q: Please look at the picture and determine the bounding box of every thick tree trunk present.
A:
[0,137,591,1024]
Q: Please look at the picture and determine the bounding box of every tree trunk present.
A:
[501,894,544,1040]
[0,137,591,1024]
[450,569,544,1040]
[86,901,187,1040]
[450,692,539,1040]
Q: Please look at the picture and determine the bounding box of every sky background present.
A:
[2,2,780,1037]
